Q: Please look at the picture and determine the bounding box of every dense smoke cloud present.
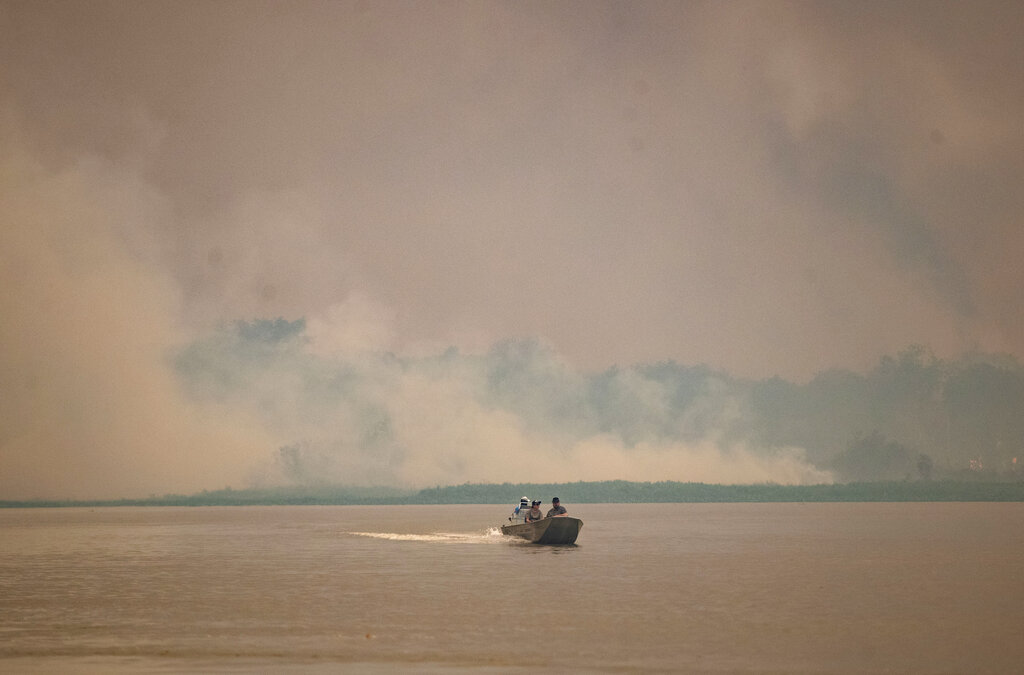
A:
[0,128,272,498]
[1,1,1020,497]
[176,320,830,490]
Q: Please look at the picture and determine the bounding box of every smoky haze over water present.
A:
[175,320,832,491]
[1,1,1022,498]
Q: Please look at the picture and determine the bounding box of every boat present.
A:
[500,500,583,544]
[501,516,583,544]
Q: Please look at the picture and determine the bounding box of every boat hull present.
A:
[500,516,583,545]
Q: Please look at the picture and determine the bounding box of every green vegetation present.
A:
[3,479,1023,508]
[176,327,1024,486]
[742,346,1024,481]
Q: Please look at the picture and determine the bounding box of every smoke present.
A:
[5,1,1021,382]
[175,320,831,491]
[0,119,272,499]
[3,112,825,500]
[2,1,1020,497]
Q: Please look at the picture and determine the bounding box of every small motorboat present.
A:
[501,515,583,545]
[500,498,582,544]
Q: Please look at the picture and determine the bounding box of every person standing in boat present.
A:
[525,500,544,522]
[546,497,567,517]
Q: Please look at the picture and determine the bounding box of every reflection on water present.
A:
[2,503,1023,673]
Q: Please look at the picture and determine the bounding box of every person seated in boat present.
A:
[510,496,530,521]
[546,497,567,517]
[525,500,544,522]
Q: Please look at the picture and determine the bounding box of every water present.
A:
[2,503,1023,673]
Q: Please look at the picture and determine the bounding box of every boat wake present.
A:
[347,529,504,544]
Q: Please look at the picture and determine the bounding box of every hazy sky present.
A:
[2,1,1021,498]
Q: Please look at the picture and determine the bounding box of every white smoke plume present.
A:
[177,320,831,491]
[3,1,1019,498]
[0,122,273,499]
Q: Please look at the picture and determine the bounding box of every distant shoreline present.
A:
[3,479,1024,507]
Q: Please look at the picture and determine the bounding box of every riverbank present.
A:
[4,478,1024,507]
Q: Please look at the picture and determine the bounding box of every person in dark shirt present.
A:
[546,497,567,517]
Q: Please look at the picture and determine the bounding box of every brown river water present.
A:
[1,502,1022,673]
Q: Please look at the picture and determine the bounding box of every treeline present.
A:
[175,323,1024,485]
[4,479,1024,508]
[419,479,1024,503]
[471,342,1024,482]
[735,346,1024,480]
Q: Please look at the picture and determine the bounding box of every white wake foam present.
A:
[347,529,504,544]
